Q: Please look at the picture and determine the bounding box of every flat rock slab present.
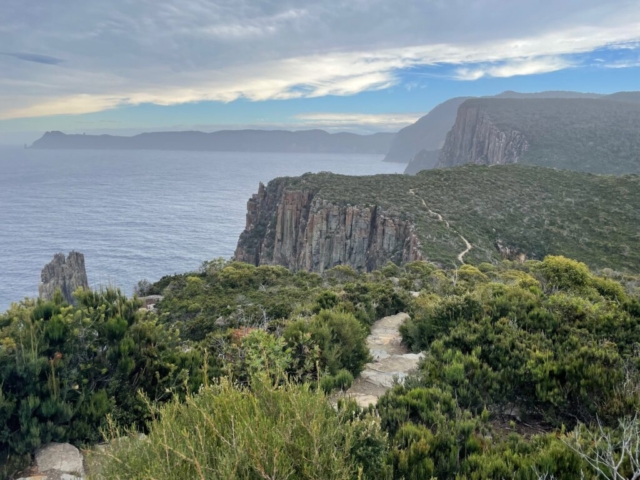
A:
[35,443,85,477]
[343,312,423,407]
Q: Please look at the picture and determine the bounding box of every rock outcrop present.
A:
[437,102,529,168]
[39,252,89,304]
[235,181,423,273]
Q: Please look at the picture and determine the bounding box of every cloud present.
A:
[2,52,64,65]
[294,112,424,129]
[1,0,640,120]
[454,56,574,81]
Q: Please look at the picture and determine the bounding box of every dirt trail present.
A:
[341,312,423,408]
[409,188,472,264]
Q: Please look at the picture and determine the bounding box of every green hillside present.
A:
[466,97,640,174]
[278,165,640,270]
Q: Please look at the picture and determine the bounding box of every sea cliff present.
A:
[437,102,529,167]
[234,180,423,272]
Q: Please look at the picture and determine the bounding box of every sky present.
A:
[1,0,640,145]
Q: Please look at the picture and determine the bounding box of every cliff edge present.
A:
[234,180,423,273]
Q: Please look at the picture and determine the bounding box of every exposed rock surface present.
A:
[342,312,423,407]
[39,252,89,304]
[17,443,85,480]
[437,102,529,168]
[235,182,423,273]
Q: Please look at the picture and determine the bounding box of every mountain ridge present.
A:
[30,129,396,154]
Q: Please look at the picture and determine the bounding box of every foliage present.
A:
[0,289,205,474]
[464,97,640,175]
[93,377,389,480]
[266,165,640,270]
[284,310,371,379]
[2,256,640,479]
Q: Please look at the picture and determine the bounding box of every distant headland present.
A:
[29,129,396,154]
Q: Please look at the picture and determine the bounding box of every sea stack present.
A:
[39,251,89,304]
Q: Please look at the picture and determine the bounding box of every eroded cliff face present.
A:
[235,181,423,273]
[437,103,529,168]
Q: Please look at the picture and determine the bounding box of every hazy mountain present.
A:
[383,90,630,165]
[30,129,396,154]
[606,91,640,103]
[403,149,441,175]
[438,96,640,174]
[383,97,471,162]
[494,90,603,99]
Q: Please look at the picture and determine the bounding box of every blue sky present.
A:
[1,0,640,144]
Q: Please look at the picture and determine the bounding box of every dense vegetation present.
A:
[260,165,640,270]
[461,97,640,174]
[2,254,640,478]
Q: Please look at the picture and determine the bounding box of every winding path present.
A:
[342,313,423,408]
[409,188,472,264]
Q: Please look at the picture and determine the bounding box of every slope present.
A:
[236,165,640,271]
[438,97,640,174]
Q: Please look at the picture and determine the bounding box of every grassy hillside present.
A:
[466,97,640,174]
[278,165,640,270]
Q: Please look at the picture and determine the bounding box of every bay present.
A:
[0,148,404,310]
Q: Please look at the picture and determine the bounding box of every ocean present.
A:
[0,147,404,310]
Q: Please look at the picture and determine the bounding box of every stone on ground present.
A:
[34,443,85,478]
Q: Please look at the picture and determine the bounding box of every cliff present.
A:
[235,180,423,273]
[30,129,395,155]
[383,97,470,163]
[437,97,640,174]
[382,91,609,165]
[234,166,640,272]
[437,103,529,168]
[39,251,89,304]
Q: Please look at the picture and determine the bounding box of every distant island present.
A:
[29,129,396,154]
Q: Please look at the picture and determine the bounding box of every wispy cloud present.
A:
[2,52,64,65]
[454,56,574,81]
[1,0,640,121]
[294,112,424,129]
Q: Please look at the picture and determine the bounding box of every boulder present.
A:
[35,443,84,477]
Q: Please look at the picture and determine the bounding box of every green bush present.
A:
[0,289,203,472]
[284,310,371,378]
[94,377,388,480]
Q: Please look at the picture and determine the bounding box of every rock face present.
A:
[39,252,89,304]
[384,96,471,163]
[235,181,423,273]
[437,102,529,168]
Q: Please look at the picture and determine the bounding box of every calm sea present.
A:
[0,147,404,310]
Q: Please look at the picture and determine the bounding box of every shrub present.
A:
[284,310,371,377]
[94,377,388,480]
[0,289,202,470]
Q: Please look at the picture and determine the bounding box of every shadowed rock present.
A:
[39,252,89,304]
